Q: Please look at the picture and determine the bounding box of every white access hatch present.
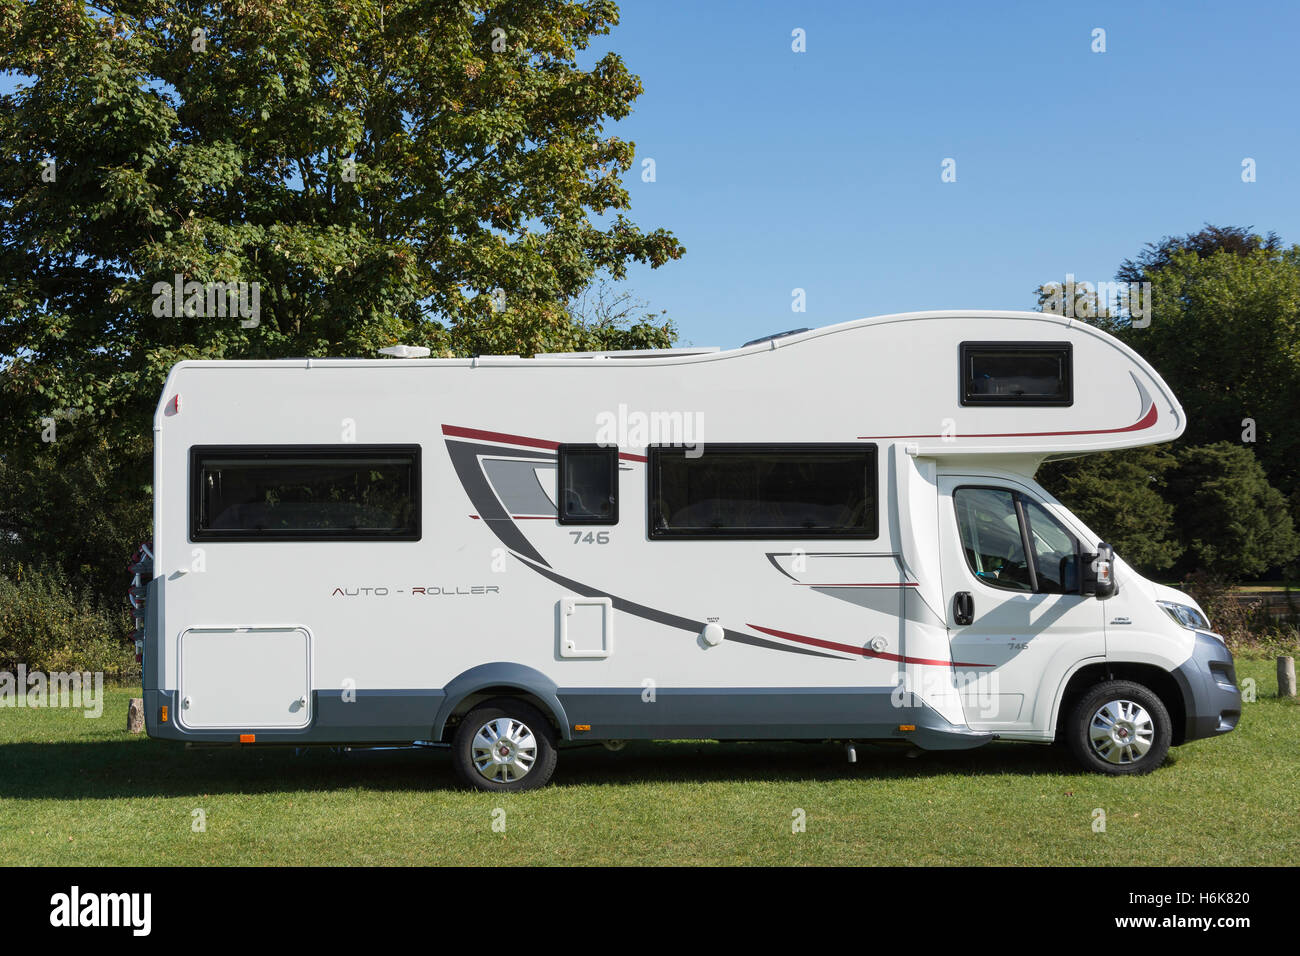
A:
[178,627,312,729]
[557,597,613,658]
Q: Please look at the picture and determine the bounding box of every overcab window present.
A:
[558,445,619,525]
[649,444,877,539]
[960,341,1073,406]
[190,445,420,541]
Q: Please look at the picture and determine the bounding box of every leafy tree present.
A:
[0,0,682,598]
[1037,226,1300,577]
[1117,224,1282,285]
[1037,446,1183,574]
[1168,442,1299,579]
[1121,240,1300,501]
[565,273,674,351]
[1046,226,1300,540]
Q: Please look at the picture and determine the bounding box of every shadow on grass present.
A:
[0,736,1098,800]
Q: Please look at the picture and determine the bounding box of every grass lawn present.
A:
[1,658,1296,866]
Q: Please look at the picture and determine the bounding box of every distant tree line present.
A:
[1037,225,1300,583]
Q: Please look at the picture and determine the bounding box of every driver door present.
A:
[937,476,1105,733]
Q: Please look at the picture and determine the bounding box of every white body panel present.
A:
[141,310,1216,749]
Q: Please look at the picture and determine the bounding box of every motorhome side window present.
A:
[190,446,420,541]
[558,445,618,525]
[953,487,1080,594]
[960,342,1072,406]
[649,444,877,539]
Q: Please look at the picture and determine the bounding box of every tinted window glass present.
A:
[191,446,419,540]
[961,342,1072,406]
[1022,498,1079,593]
[559,446,618,524]
[953,487,1033,591]
[650,445,877,538]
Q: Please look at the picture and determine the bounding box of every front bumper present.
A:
[1170,631,1242,743]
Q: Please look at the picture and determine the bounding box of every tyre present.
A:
[1066,680,1171,775]
[451,698,558,792]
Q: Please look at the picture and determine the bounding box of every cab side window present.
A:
[953,487,1079,594]
[953,488,1033,591]
[1022,497,1080,593]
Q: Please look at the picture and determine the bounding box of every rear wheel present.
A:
[451,699,558,792]
[1066,680,1171,775]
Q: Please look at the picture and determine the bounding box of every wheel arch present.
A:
[1054,661,1188,746]
[432,662,570,742]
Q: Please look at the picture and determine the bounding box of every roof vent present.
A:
[378,345,431,359]
[741,328,811,348]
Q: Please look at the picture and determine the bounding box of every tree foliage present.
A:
[1117,224,1282,285]
[1037,446,1183,573]
[1168,442,1299,579]
[0,0,682,597]
[1119,237,1300,498]
[1038,225,1300,579]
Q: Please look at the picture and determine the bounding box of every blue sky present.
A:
[6,2,1295,351]
[592,1,1300,347]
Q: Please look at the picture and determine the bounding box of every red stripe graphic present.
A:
[748,623,992,668]
[443,424,647,462]
[857,401,1157,440]
[443,424,557,450]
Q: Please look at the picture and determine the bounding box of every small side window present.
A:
[558,445,618,525]
[960,341,1072,406]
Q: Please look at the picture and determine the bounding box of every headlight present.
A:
[1156,600,1210,631]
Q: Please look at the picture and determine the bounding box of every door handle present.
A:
[953,591,975,626]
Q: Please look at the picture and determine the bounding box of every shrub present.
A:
[1182,572,1300,656]
[0,563,138,681]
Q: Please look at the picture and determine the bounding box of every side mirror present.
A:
[1059,554,1079,593]
[1081,542,1117,599]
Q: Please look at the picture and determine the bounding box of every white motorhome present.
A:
[139,310,1241,790]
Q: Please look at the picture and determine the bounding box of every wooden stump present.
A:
[1278,657,1297,699]
[127,697,145,734]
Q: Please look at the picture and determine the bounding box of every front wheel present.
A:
[451,699,558,792]
[1066,680,1172,775]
